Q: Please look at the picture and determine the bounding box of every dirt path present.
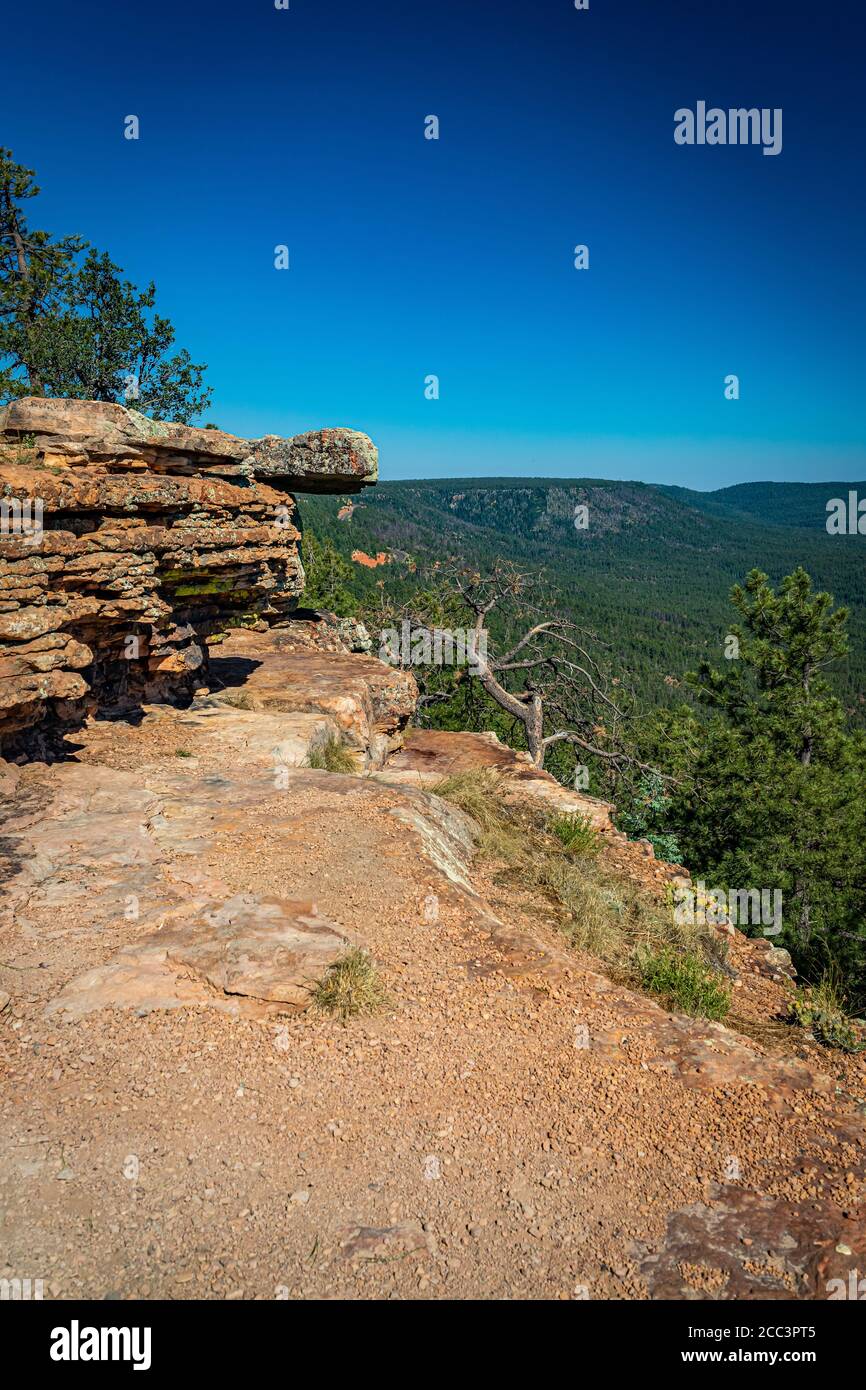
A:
[1,701,864,1301]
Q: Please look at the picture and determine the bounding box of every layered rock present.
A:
[198,626,417,767]
[0,398,377,756]
[0,398,377,491]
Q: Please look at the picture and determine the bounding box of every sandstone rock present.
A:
[198,627,417,767]
[589,981,832,1100]
[249,429,378,493]
[643,1183,866,1299]
[46,894,349,1020]
[749,939,797,981]
[380,728,614,828]
[0,399,378,491]
[0,760,352,1018]
[0,398,378,756]
[174,704,343,771]
[0,738,482,1022]
[333,616,374,653]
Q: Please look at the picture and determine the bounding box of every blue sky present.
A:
[2,0,864,486]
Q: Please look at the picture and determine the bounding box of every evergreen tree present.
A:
[301,532,358,617]
[0,149,211,422]
[675,568,866,992]
[28,250,211,422]
[0,148,82,398]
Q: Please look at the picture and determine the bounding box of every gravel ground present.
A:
[1,708,864,1301]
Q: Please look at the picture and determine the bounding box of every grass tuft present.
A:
[635,945,731,1020]
[306,736,361,774]
[548,811,599,858]
[217,688,261,711]
[312,947,388,1021]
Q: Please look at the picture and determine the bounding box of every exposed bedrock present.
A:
[0,398,378,492]
[0,399,378,756]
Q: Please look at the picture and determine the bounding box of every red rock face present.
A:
[0,398,378,757]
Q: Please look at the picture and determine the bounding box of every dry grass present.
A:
[306,736,361,774]
[431,768,510,836]
[432,769,727,1016]
[311,947,388,1021]
[217,688,262,711]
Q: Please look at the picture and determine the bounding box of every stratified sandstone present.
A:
[0,398,377,491]
[0,398,378,756]
[200,626,417,767]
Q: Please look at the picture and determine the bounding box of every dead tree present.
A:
[449,562,653,781]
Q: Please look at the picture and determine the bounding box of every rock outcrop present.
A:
[0,399,377,756]
[0,398,377,491]
[197,626,417,767]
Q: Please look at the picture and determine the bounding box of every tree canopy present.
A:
[0,149,211,422]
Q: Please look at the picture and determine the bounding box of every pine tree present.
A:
[0,148,82,398]
[0,149,211,422]
[29,250,211,422]
[676,568,866,990]
[301,532,358,617]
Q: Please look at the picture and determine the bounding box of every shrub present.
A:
[615,773,683,864]
[788,974,866,1053]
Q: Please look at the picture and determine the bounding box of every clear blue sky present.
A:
[2,0,864,486]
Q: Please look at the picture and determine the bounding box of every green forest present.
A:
[299,478,866,719]
[299,478,866,1021]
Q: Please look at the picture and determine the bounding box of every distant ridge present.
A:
[659,480,866,531]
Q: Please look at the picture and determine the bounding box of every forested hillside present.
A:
[298,478,866,720]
